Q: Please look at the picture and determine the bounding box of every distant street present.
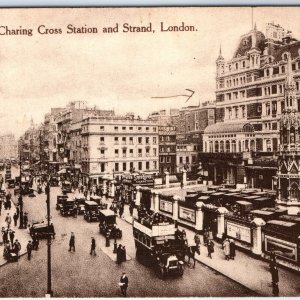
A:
[0,166,256,297]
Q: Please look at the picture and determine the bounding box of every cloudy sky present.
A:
[0,7,300,136]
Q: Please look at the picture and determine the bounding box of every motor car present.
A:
[60,199,76,217]
[30,221,55,239]
[90,195,108,210]
[99,209,122,239]
[74,196,86,214]
[62,181,72,193]
[84,201,99,222]
[56,194,68,210]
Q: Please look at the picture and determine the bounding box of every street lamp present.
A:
[18,161,24,229]
[45,180,53,297]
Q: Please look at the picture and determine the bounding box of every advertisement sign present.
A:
[265,236,297,262]
[227,221,251,244]
[179,206,196,224]
[159,199,173,214]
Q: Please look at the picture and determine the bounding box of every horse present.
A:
[185,244,200,268]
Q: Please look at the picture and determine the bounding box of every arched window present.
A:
[220,141,224,152]
[232,140,236,152]
[290,182,299,201]
[225,140,230,152]
[215,141,219,153]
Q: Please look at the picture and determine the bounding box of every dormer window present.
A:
[243,39,248,46]
[282,53,288,61]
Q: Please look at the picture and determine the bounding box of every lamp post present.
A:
[18,161,24,229]
[45,181,53,297]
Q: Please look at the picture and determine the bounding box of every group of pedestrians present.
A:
[222,237,236,260]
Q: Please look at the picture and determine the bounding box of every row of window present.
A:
[178,156,197,164]
[99,125,157,132]
[99,136,157,145]
[99,147,157,158]
[114,161,157,172]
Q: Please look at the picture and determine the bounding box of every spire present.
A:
[217,45,224,61]
[251,26,257,49]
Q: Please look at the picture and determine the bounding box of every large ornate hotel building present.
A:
[200,22,300,189]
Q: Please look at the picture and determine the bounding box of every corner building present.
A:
[201,23,300,189]
[81,114,159,184]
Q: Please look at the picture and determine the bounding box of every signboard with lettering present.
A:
[179,206,196,224]
[159,199,173,214]
[226,221,251,244]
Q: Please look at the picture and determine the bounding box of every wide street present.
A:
[0,166,256,297]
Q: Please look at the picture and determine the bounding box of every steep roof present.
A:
[233,30,265,59]
[204,121,254,134]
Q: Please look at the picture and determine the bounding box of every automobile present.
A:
[62,181,72,193]
[56,194,69,210]
[90,195,108,210]
[74,196,86,214]
[98,209,122,239]
[84,201,100,222]
[7,178,15,189]
[60,199,76,217]
[30,221,55,239]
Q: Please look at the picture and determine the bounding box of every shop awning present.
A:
[198,195,210,201]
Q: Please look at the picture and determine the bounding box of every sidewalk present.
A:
[113,200,300,297]
[0,189,30,266]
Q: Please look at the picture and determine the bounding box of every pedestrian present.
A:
[119,205,124,219]
[5,213,12,229]
[7,199,11,210]
[13,239,21,257]
[32,233,39,250]
[223,238,230,261]
[221,232,226,249]
[117,244,123,264]
[229,239,236,260]
[69,232,75,252]
[207,239,214,258]
[13,213,18,226]
[203,229,209,246]
[90,237,96,256]
[16,206,20,218]
[23,213,28,228]
[0,199,2,216]
[194,233,201,246]
[271,265,279,296]
[119,272,128,297]
[2,227,8,244]
[27,241,33,260]
[129,202,134,217]
[9,230,15,246]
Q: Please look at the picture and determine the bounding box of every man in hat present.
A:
[119,272,128,297]
[27,241,33,260]
[90,237,96,256]
[69,232,75,252]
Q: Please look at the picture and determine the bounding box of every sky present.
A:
[0,6,300,137]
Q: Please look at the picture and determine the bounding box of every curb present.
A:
[0,250,28,268]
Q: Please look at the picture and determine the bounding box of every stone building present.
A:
[201,22,300,189]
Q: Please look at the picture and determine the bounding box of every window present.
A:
[122,126,126,131]
[146,127,149,131]
[129,127,133,130]
[186,156,189,163]
[138,149,142,157]
[100,137,105,144]
[129,149,133,157]
[129,137,133,144]
[153,148,157,156]
[146,137,149,144]
[179,157,183,164]
[122,137,126,144]
[115,163,119,172]
[146,148,150,156]
[122,149,126,157]
[138,162,142,170]
[114,126,118,131]
[115,149,119,158]
[123,162,126,171]
[153,137,157,144]
[100,163,105,172]
[146,161,149,170]
[138,127,142,131]
[114,137,119,144]
[100,149,105,158]
[153,127,157,132]
[266,103,271,116]
[153,161,157,169]
[138,137,142,144]
[100,126,104,131]
[130,162,134,171]
[160,156,164,163]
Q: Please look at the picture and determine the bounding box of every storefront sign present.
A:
[265,235,297,262]
[179,206,196,224]
[159,199,173,214]
[227,221,251,244]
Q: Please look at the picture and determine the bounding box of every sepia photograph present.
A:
[0,6,300,297]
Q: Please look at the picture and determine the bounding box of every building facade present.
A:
[81,114,159,184]
[0,134,18,160]
[201,22,300,189]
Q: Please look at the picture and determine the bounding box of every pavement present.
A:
[0,187,30,266]
[118,199,300,297]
